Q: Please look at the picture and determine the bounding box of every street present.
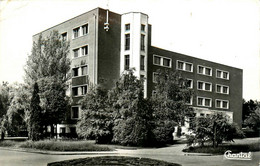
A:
[0,143,259,166]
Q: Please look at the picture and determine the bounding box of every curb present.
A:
[0,147,119,155]
[184,153,213,156]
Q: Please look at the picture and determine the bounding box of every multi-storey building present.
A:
[33,7,243,136]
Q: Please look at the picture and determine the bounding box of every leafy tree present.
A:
[189,113,244,148]
[151,69,194,144]
[109,70,154,146]
[244,104,260,133]
[242,99,258,123]
[24,30,71,138]
[77,86,113,143]
[29,83,42,141]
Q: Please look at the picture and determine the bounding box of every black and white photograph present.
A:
[0,0,259,165]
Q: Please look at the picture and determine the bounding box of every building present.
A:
[33,7,243,137]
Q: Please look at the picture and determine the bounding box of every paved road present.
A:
[0,143,259,166]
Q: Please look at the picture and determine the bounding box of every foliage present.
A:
[242,99,258,123]
[28,83,42,141]
[188,113,244,148]
[77,86,113,143]
[24,30,71,138]
[244,105,260,132]
[109,70,154,146]
[151,69,194,144]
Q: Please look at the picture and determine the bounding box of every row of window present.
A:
[124,55,146,71]
[186,97,229,109]
[72,85,88,97]
[73,45,88,58]
[72,65,88,77]
[124,24,146,51]
[152,55,229,80]
[153,73,229,94]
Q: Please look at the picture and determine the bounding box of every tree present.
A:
[24,30,71,138]
[244,104,260,133]
[29,83,42,141]
[109,70,154,146]
[242,99,258,123]
[151,69,194,144]
[77,86,113,143]
[189,113,244,148]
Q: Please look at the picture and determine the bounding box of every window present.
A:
[197,65,212,76]
[124,55,130,70]
[71,107,79,119]
[186,79,193,89]
[72,68,79,77]
[141,34,145,51]
[216,84,229,94]
[197,81,212,91]
[141,24,145,32]
[153,55,171,68]
[61,32,67,41]
[72,87,78,96]
[81,45,88,56]
[73,27,80,38]
[197,97,212,107]
[186,96,193,105]
[216,69,229,80]
[140,55,145,71]
[81,85,87,95]
[153,56,161,65]
[125,34,130,50]
[82,24,88,35]
[200,113,205,117]
[60,127,66,134]
[163,58,171,67]
[73,48,79,58]
[153,72,159,83]
[81,66,88,75]
[215,99,229,109]
[125,24,130,31]
[177,60,193,72]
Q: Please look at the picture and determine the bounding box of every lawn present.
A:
[47,156,181,166]
[0,140,113,151]
[183,137,260,154]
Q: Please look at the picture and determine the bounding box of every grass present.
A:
[0,140,113,151]
[183,138,260,154]
[47,156,181,166]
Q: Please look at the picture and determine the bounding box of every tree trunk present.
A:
[50,125,54,138]
[1,131,4,140]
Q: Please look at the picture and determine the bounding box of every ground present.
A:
[0,137,259,166]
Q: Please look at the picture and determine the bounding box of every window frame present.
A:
[197,80,212,92]
[71,106,80,119]
[125,34,130,50]
[197,65,212,76]
[73,27,80,39]
[124,55,130,70]
[176,60,193,72]
[215,99,229,109]
[197,96,212,107]
[216,84,229,94]
[81,24,89,36]
[153,72,159,83]
[216,69,230,80]
[125,23,130,31]
[153,55,172,68]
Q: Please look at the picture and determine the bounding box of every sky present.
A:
[0,0,259,100]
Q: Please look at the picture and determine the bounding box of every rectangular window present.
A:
[215,99,229,109]
[216,69,229,80]
[61,32,67,41]
[82,24,88,35]
[125,34,130,50]
[73,27,80,38]
[141,34,145,51]
[163,58,171,67]
[71,107,79,119]
[81,85,87,95]
[216,84,229,94]
[140,55,145,71]
[72,68,79,77]
[197,97,212,107]
[73,48,79,58]
[153,55,171,68]
[141,24,145,31]
[197,65,212,76]
[153,72,159,83]
[60,127,66,134]
[197,81,212,91]
[81,66,88,75]
[124,55,130,70]
[125,24,130,31]
[176,60,193,72]
[186,96,193,105]
[72,87,78,96]
[153,56,161,65]
[81,45,88,56]
[187,79,193,89]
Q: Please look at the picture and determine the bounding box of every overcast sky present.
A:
[0,0,259,100]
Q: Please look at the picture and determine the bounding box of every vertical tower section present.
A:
[120,12,149,97]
